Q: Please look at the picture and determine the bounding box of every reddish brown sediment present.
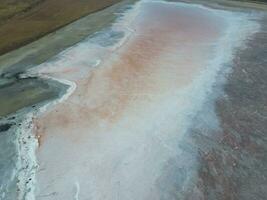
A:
[37,1,222,129]
[33,1,232,199]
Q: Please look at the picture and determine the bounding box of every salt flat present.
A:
[32,0,259,199]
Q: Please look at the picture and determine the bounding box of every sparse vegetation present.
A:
[0,0,41,22]
[0,0,121,56]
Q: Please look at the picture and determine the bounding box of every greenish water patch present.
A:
[0,77,67,117]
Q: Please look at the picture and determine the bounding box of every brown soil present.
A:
[0,0,121,56]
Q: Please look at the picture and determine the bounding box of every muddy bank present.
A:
[0,77,67,117]
[180,15,267,200]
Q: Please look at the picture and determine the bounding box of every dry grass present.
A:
[0,0,121,56]
[0,1,40,20]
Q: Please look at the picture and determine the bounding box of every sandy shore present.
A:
[32,0,260,199]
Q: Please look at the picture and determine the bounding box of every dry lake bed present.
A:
[0,0,267,200]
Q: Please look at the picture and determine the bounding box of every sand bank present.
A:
[32,0,260,199]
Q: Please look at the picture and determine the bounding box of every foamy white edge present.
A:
[16,75,76,200]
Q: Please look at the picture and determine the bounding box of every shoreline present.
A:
[0,75,71,199]
[0,72,76,199]
[16,75,76,200]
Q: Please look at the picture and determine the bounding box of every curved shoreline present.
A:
[16,76,76,200]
